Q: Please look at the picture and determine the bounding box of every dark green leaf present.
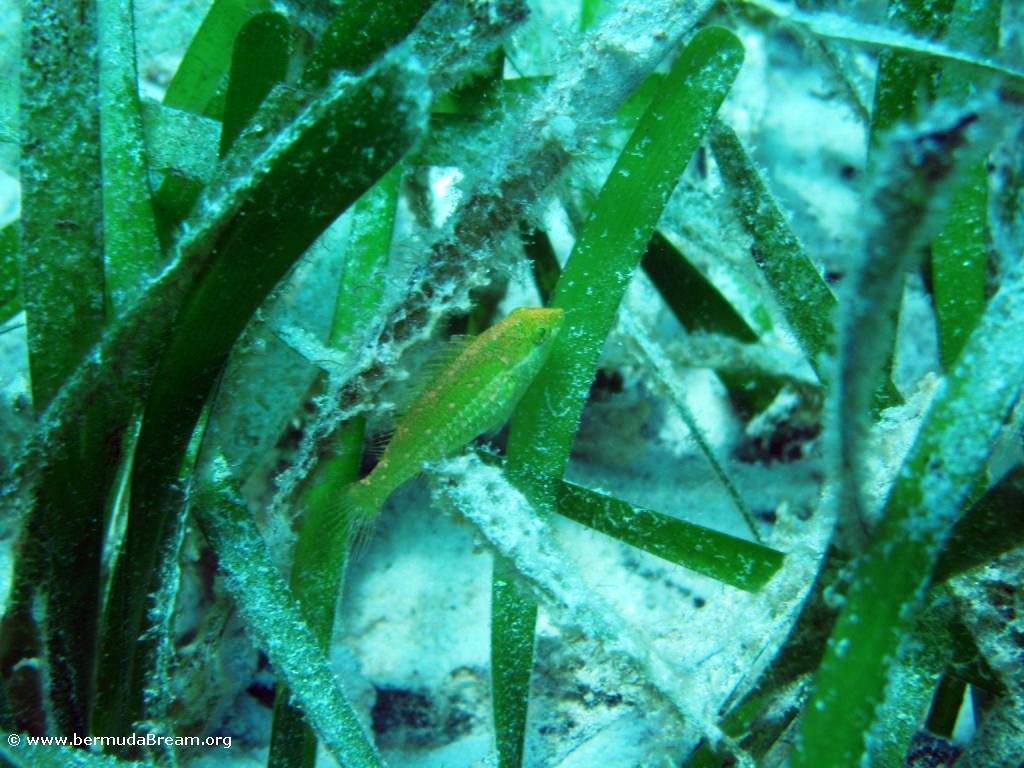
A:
[0,224,18,324]
[934,464,1024,582]
[500,28,744,768]
[269,166,400,768]
[522,225,560,306]
[6,0,107,735]
[508,28,745,491]
[642,230,758,341]
[869,0,955,149]
[220,12,292,156]
[99,0,163,312]
[140,101,220,184]
[193,462,384,768]
[93,60,429,737]
[930,0,1002,369]
[491,558,537,768]
[555,482,784,591]
[792,261,1024,767]
[162,0,272,117]
[708,120,837,378]
[302,0,436,87]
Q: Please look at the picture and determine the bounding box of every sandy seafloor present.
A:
[0,0,987,766]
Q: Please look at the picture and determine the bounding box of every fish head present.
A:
[493,307,565,400]
[504,306,565,358]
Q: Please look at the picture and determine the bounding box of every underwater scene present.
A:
[0,0,1023,766]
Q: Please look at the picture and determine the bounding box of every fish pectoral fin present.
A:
[338,485,382,561]
[365,427,394,458]
[389,334,475,421]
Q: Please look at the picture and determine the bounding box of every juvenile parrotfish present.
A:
[342,306,564,538]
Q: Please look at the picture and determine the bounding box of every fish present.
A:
[341,306,564,542]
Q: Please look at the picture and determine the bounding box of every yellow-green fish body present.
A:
[343,307,564,530]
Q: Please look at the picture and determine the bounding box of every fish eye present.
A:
[533,327,547,345]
